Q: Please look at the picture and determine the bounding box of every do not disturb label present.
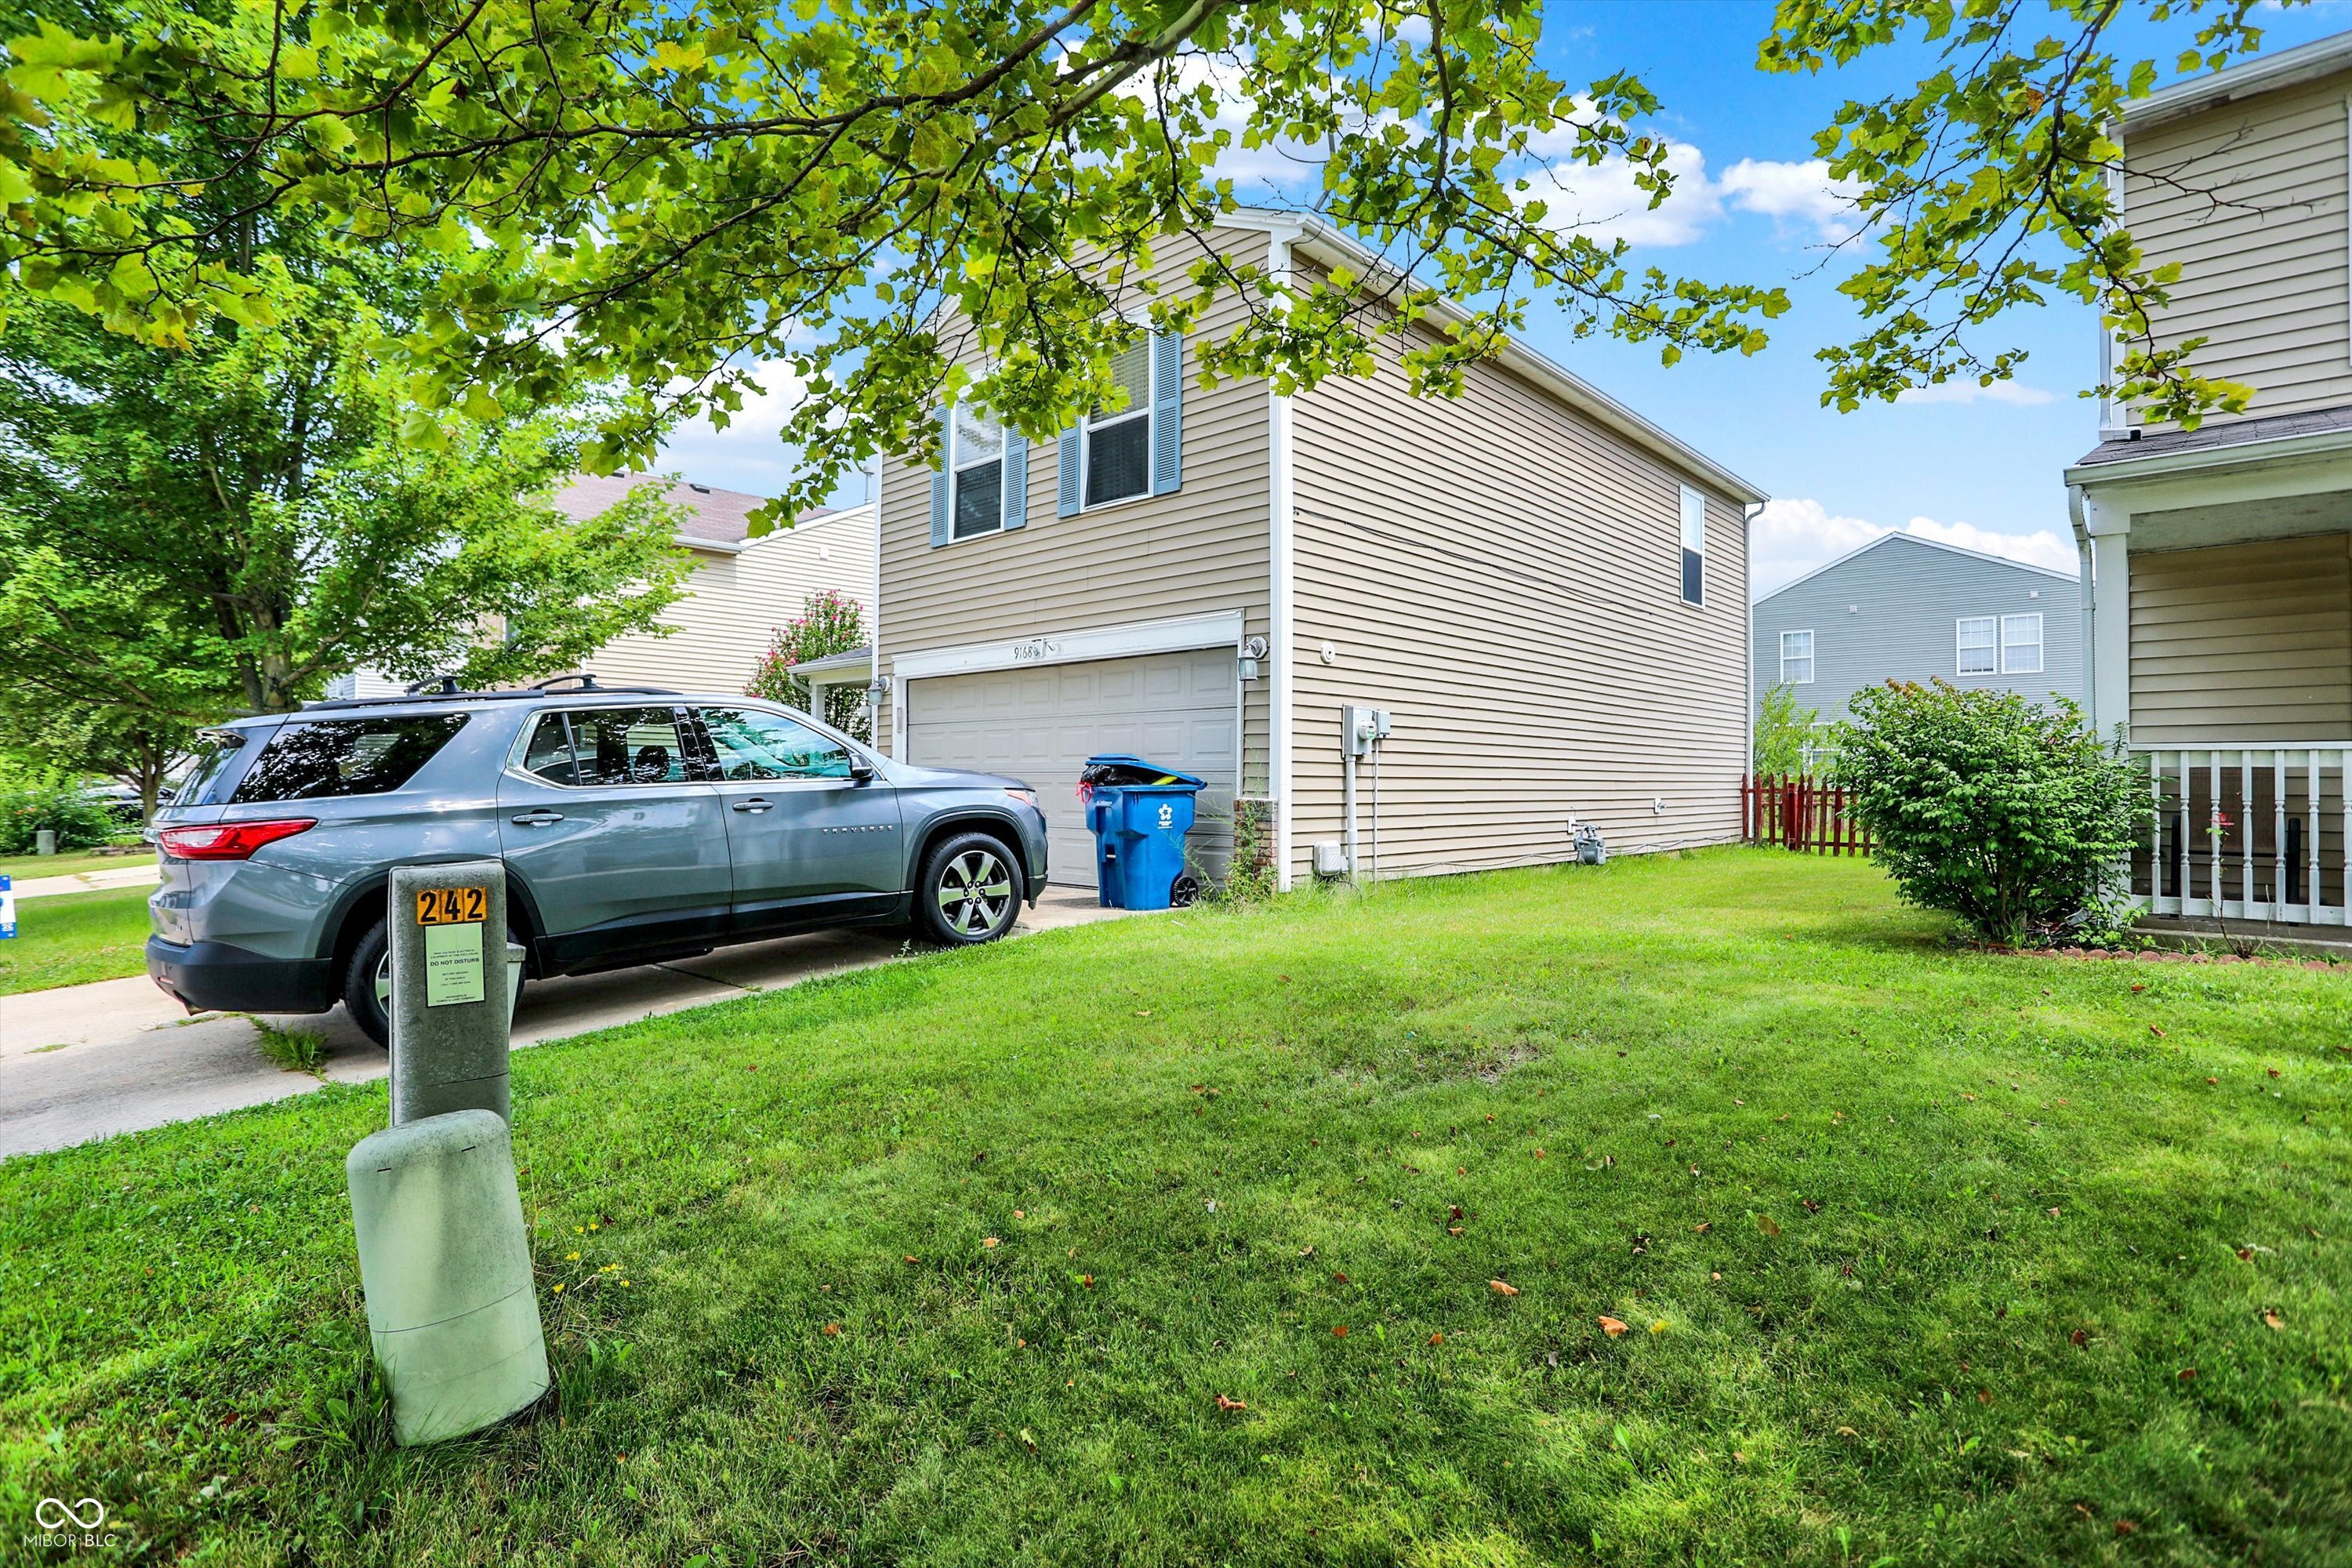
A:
[423,921,487,1007]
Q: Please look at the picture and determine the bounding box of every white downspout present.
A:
[1268,226,1301,891]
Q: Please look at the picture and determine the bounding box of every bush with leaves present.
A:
[1831,681,2150,946]
[0,774,121,854]
[1752,683,1822,777]
[746,590,869,740]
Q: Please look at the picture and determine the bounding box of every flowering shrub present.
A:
[746,589,869,739]
[0,775,120,853]
[1832,681,2150,946]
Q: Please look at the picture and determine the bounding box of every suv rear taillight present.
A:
[156,818,318,861]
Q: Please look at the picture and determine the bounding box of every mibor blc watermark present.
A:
[25,1496,118,1552]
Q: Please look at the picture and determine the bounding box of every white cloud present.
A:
[654,362,823,497]
[1531,143,1859,249]
[1893,379,2057,407]
[1749,496,2078,596]
[1718,157,1863,241]
[1534,138,1724,248]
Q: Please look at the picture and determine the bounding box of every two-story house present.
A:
[1753,533,2082,750]
[2069,32,2352,935]
[867,213,1766,891]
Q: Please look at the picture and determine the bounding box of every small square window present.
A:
[2001,612,2043,675]
[1780,629,1815,685]
[1957,616,1997,676]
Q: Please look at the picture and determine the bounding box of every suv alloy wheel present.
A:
[916,831,1025,946]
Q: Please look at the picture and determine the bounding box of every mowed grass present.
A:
[0,884,154,996]
[2,850,2347,1566]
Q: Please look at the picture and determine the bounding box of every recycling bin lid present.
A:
[1078,754,1207,790]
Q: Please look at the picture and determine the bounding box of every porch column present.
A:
[2080,492,2132,742]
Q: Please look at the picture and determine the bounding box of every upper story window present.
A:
[2001,612,2044,675]
[1083,339,1153,507]
[1678,486,1705,605]
[1780,629,1815,684]
[951,406,1007,540]
[1956,615,1997,676]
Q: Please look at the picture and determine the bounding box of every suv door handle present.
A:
[731,797,774,814]
[511,809,565,826]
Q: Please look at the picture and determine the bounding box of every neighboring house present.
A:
[1751,533,2082,749]
[322,476,877,703]
[2068,31,2352,934]
[870,212,1765,891]
[561,475,877,696]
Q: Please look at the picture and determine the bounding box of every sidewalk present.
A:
[0,887,1124,1160]
[8,862,162,899]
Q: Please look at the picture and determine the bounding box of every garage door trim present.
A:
[890,609,1245,683]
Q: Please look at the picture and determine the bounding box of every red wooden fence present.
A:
[1741,775,1873,856]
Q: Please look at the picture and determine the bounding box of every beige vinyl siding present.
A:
[876,227,1273,795]
[2125,72,2352,427]
[590,508,876,695]
[2129,533,2352,742]
[1287,303,1750,880]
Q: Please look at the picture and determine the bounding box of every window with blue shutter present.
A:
[1150,329,1182,495]
[935,404,1021,544]
[1057,427,1081,517]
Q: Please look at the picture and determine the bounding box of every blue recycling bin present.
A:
[1082,755,1207,910]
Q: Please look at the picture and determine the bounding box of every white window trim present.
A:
[2000,612,2045,675]
[1779,628,1815,685]
[1077,344,1155,514]
[1677,485,1706,608]
[948,409,1008,543]
[1956,615,1998,677]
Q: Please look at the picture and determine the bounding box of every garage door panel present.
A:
[905,648,1239,888]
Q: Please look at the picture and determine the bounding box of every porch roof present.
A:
[2069,403,2352,481]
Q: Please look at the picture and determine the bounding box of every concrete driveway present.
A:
[0,888,1123,1160]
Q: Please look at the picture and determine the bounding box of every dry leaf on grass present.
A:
[1490,1279,1519,1297]
[1757,1214,1783,1239]
[1214,1394,1248,1412]
[982,1238,1000,1249]
[1428,1332,1445,1345]
[2264,1310,2285,1330]
[1598,1316,1628,1337]
[822,1323,841,1337]
[1332,1325,1348,1338]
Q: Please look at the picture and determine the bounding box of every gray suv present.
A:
[144,681,1048,1045]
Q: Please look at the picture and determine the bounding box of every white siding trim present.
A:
[1268,223,1301,891]
[890,610,1246,681]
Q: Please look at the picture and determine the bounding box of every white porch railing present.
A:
[2130,746,2352,927]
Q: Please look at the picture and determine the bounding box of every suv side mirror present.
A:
[848,758,877,783]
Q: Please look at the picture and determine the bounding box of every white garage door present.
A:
[903,648,1238,887]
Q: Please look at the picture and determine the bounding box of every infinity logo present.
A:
[34,1497,105,1530]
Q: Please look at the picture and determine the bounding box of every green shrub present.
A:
[1831,681,2150,946]
[1752,682,1821,776]
[0,776,120,854]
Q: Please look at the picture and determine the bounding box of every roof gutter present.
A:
[2121,33,2352,132]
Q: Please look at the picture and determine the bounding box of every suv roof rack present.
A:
[299,673,683,712]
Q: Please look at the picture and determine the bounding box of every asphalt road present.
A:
[0,887,1123,1160]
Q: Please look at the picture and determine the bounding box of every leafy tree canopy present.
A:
[0,0,2299,526]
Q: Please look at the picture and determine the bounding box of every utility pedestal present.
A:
[346,859,549,1446]
[389,860,514,1125]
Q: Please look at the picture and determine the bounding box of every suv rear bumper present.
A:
[147,936,336,1015]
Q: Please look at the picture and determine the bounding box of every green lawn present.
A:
[0,847,154,884]
[0,884,154,996]
[2,851,2347,1565]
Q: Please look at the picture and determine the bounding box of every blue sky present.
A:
[655,2,2352,593]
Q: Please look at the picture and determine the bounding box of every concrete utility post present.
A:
[388,859,519,1125]
[345,858,548,1446]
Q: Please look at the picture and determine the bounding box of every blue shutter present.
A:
[929,405,953,547]
[1151,330,1183,495]
[1057,426,1081,517]
[1003,429,1028,531]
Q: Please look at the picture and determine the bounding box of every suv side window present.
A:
[520,713,583,785]
[563,707,693,786]
[230,715,470,803]
[698,708,855,780]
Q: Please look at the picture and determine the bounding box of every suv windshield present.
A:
[230,714,470,803]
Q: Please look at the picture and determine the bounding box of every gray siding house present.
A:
[1751,533,2083,734]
